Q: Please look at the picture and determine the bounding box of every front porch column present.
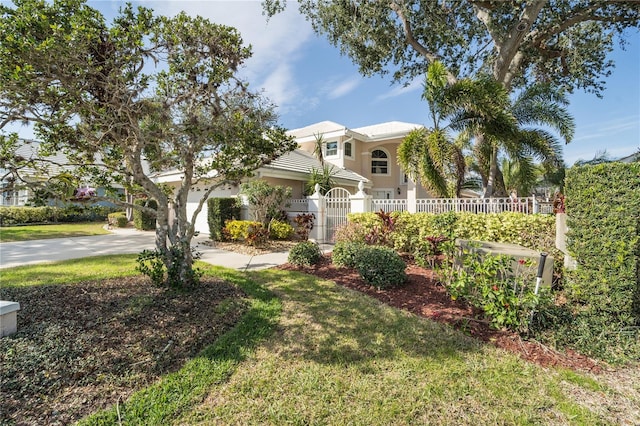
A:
[307,184,326,243]
[407,179,417,213]
[350,181,372,214]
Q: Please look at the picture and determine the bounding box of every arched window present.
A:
[371,149,388,174]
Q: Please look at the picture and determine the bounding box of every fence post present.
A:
[532,194,539,214]
[307,184,325,244]
[350,181,372,214]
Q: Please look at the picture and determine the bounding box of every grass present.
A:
[176,269,610,425]
[3,258,633,425]
[0,254,140,287]
[0,222,110,242]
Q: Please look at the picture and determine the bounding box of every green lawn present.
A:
[0,222,110,242]
[2,258,633,425]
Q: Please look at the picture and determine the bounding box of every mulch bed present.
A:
[0,277,247,425]
[278,255,603,373]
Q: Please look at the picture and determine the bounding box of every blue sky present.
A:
[11,1,640,166]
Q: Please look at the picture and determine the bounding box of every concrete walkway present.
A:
[0,227,296,271]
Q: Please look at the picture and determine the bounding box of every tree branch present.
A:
[529,4,635,48]
[493,0,548,87]
[389,0,458,84]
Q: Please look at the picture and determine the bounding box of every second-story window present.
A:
[371,149,388,174]
[344,141,352,158]
[325,141,338,157]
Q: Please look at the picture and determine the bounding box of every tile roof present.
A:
[352,121,423,140]
[286,121,347,139]
[263,149,369,183]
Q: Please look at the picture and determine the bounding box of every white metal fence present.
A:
[281,196,549,219]
[415,197,533,214]
[371,198,408,212]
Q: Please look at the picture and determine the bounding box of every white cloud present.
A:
[573,115,639,142]
[326,77,361,100]
[259,63,300,112]
[375,78,423,101]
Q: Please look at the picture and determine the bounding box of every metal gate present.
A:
[324,187,351,241]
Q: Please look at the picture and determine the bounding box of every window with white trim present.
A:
[371,149,389,174]
[325,141,338,157]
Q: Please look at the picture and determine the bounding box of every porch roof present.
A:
[262,149,370,185]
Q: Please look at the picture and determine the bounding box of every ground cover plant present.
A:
[0,222,110,242]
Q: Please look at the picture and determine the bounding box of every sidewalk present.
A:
[0,227,293,271]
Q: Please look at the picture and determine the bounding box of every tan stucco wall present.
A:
[297,132,437,199]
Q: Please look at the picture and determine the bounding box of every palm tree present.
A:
[312,132,325,166]
[397,61,467,197]
[467,83,574,196]
[400,62,574,198]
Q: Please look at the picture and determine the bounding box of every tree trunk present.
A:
[484,144,499,197]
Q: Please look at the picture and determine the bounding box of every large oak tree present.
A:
[0,0,297,287]
[264,0,639,195]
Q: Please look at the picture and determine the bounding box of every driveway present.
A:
[0,228,292,271]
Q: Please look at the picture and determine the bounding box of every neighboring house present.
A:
[618,151,640,163]
[0,139,119,207]
[0,139,70,206]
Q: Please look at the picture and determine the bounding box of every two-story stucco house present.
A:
[288,120,432,200]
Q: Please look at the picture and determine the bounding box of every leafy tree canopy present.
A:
[264,0,639,95]
[0,0,297,287]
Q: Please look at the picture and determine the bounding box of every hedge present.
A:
[0,205,116,226]
[347,211,557,256]
[561,162,640,362]
[207,198,240,241]
[133,199,158,231]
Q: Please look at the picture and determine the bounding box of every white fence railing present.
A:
[275,196,550,218]
[371,199,408,213]
[415,197,532,214]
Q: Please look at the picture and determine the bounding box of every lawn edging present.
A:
[78,266,282,425]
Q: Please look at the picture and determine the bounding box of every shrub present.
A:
[444,247,550,333]
[293,213,315,240]
[413,235,450,268]
[333,221,367,244]
[364,210,396,247]
[347,211,558,264]
[288,241,322,266]
[354,246,406,289]
[332,241,365,268]
[239,180,292,224]
[246,226,269,247]
[133,199,157,231]
[223,220,263,241]
[269,219,295,240]
[136,246,202,289]
[0,205,116,226]
[108,212,128,228]
[207,198,240,241]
